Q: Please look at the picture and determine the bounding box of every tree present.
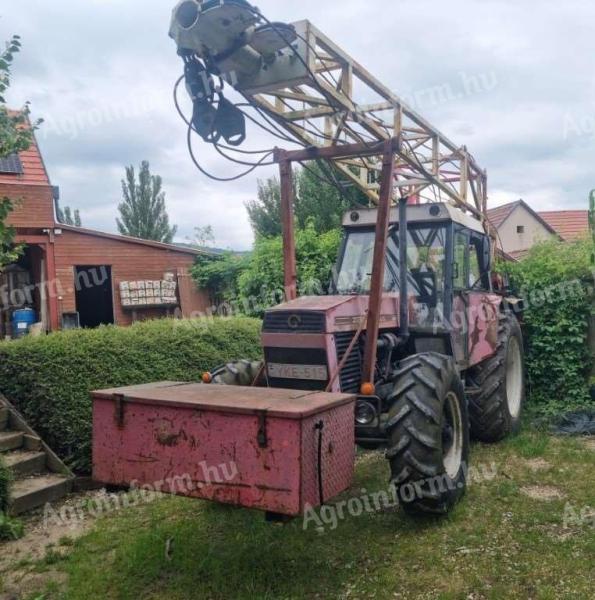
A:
[294,162,366,234]
[190,225,215,248]
[0,35,42,271]
[56,206,82,227]
[245,176,283,238]
[191,251,249,306]
[117,161,177,243]
[238,222,342,316]
[245,162,367,238]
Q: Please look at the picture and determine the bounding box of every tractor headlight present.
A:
[355,400,377,426]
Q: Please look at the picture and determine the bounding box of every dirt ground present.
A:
[0,490,108,600]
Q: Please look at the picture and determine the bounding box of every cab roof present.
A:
[342,203,486,235]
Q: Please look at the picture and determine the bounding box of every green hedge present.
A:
[0,454,10,513]
[504,238,593,415]
[0,317,262,473]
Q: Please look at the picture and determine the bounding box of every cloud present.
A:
[2,0,594,250]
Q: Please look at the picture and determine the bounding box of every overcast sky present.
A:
[3,0,594,250]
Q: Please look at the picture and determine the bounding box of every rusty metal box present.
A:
[92,382,356,516]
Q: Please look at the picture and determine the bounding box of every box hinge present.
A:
[257,410,268,449]
[114,394,126,429]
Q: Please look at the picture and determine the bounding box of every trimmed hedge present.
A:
[0,317,262,473]
[504,238,593,415]
[0,454,10,513]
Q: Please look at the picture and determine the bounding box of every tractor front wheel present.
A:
[211,360,264,386]
[386,352,470,515]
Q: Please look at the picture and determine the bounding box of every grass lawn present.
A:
[3,430,594,600]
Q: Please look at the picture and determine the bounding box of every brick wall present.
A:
[53,229,211,326]
[2,184,55,228]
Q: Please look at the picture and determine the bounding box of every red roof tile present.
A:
[508,249,530,261]
[0,134,50,186]
[537,211,589,241]
[487,200,558,236]
[487,201,521,228]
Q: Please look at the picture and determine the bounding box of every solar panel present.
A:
[0,153,24,175]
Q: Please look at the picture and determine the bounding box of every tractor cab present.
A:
[335,203,493,331]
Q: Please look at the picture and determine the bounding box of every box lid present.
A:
[92,382,355,419]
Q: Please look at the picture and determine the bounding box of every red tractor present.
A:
[181,0,528,514]
[210,196,524,515]
[93,0,524,517]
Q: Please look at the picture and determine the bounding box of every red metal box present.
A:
[92,382,356,516]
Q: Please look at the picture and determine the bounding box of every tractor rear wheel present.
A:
[211,360,264,386]
[467,313,525,443]
[386,353,470,515]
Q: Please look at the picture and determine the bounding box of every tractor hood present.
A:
[269,296,357,312]
[264,295,401,334]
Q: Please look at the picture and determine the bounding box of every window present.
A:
[0,154,23,175]
[517,225,525,234]
[336,225,447,325]
[453,232,468,289]
[468,234,491,290]
[336,225,446,302]
[453,231,491,291]
[0,153,23,175]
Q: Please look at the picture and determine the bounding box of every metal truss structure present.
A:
[244,20,488,225]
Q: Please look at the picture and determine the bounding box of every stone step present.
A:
[10,474,73,516]
[23,435,42,452]
[0,431,24,453]
[0,407,8,431]
[3,450,47,478]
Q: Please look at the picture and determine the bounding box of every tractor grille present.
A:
[335,332,363,394]
[264,347,328,391]
[263,311,326,333]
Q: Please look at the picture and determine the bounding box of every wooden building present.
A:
[0,134,210,336]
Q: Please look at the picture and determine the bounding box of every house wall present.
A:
[2,184,55,228]
[53,229,211,327]
[498,204,554,254]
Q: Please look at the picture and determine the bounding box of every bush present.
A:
[0,317,262,473]
[191,252,250,306]
[0,511,23,541]
[0,454,11,513]
[238,223,342,316]
[504,238,593,415]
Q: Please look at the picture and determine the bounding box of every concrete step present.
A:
[0,431,24,453]
[0,407,8,431]
[3,450,47,478]
[10,474,73,516]
[23,435,42,452]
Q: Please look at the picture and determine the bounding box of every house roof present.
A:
[537,210,589,241]
[486,201,521,228]
[487,199,558,236]
[58,224,210,256]
[0,114,50,186]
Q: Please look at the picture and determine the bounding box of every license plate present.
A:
[267,363,328,381]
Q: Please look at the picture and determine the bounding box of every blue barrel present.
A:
[12,308,37,339]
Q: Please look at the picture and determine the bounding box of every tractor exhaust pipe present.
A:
[399,196,410,341]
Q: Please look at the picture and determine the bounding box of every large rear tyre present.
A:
[386,353,470,515]
[468,313,525,443]
[211,360,264,386]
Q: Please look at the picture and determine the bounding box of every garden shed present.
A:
[1,132,210,336]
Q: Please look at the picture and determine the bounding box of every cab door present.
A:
[451,229,500,368]
[465,233,501,367]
